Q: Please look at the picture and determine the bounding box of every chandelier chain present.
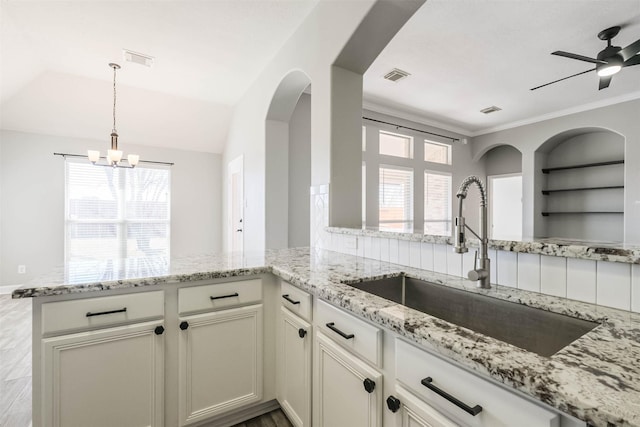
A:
[112,64,117,133]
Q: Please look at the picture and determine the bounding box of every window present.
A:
[65,160,170,282]
[379,166,413,231]
[424,140,451,165]
[424,171,452,235]
[380,131,413,158]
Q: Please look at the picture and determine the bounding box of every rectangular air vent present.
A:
[384,68,410,82]
[480,106,502,114]
[123,49,154,67]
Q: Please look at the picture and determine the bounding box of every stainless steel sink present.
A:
[344,276,598,357]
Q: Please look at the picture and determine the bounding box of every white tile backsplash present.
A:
[326,230,638,312]
[409,241,422,269]
[371,237,382,260]
[421,242,434,271]
[389,239,399,264]
[517,253,540,292]
[596,261,631,311]
[398,240,410,266]
[632,265,640,313]
[379,238,390,263]
[540,255,567,298]
[433,244,448,274]
[567,258,597,304]
[497,251,518,288]
[446,246,463,277]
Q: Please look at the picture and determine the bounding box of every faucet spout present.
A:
[453,176,491,289]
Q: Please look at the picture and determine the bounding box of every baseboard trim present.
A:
[194,399,281,427]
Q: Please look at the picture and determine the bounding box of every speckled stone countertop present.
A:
[12,248,640,426]
[327,226,640,264]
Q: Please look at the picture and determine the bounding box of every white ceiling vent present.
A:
[123,49,154,67]
[480,106,502,114]
[384,68,411,82]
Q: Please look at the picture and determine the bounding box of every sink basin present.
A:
[344,276,598,357]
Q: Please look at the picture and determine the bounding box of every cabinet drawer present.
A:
[315,299,382,367]
[280,281,312,321]
[42,291,164,335]
[395,339,559,427]
[178,278,262,315]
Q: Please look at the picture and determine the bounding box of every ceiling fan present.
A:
[531,25,640,91]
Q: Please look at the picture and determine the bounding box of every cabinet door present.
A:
[313,331,382,427]
[277,307,311,427]
[179,304,263,426]
[390,386,459,427]
[42,320,164,427]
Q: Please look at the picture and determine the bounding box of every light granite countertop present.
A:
[327,226,640,264]
[12,248,640,427]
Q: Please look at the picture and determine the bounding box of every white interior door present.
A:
[228,156,244,253]
[488,174,522,240]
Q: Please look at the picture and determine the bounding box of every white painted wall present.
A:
[484,145,522,176]
[471,99,640,243]
[0,130,222,286]
[288,93,311,248]
[221,0,424,251]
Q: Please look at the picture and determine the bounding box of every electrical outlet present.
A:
[18,265,26,274]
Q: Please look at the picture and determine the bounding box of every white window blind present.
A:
[65,160,170,282]
[379,131,413,158]
[424,170,452,235]
[379,166,413,231]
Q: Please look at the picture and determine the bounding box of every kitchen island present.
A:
[14,247,640,427]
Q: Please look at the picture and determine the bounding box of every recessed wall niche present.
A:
[536,129,624,242]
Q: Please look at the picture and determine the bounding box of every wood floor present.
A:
[0,294,292,427]
[0,294,32,427]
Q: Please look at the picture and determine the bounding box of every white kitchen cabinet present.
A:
[42,320,165,427]
[178,304,263,426]
[313,330,382,427]
[277,306,312,427]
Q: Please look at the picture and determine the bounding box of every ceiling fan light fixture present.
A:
[596,56,623,77]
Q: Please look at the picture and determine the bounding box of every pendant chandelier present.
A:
[87,63,140,168]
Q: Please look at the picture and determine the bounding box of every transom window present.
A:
[379,131,413,159]
[424,139,451,165]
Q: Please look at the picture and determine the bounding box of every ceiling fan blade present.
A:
[619,38,640,62]
[552,51,606,64]
[623,54,640,67]
[530,68,594,91]
[599,76,612,90]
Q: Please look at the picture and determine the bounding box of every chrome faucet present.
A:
[454,176,491,289]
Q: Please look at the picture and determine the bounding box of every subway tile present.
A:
[540,255,567,298]
[389,239,399,264]
[488,249,497,284]
[420,242,434,271]
[497,251,517,288]
[344,235,357,256]
[632,265,640,313]
[433,244,448,274]
[517,253,540,292]
[379,238,390,263]
[596,261,631,311]
[371,237,382,260]
[363,236,372,259]
[409,241,422,268]
[567,258,597,304]
[398,240,410,266]
[356,236,365,258]
[446,246,463,277]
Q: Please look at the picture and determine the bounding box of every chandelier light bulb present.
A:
[88,150,100,164]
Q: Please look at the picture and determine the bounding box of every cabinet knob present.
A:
[363,378,376,393]
[298,328,307,338]
[154,326,165,335]
[386,395,401,413]
[179,321,189,330]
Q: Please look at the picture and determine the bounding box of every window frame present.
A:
[424,139,452,165]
